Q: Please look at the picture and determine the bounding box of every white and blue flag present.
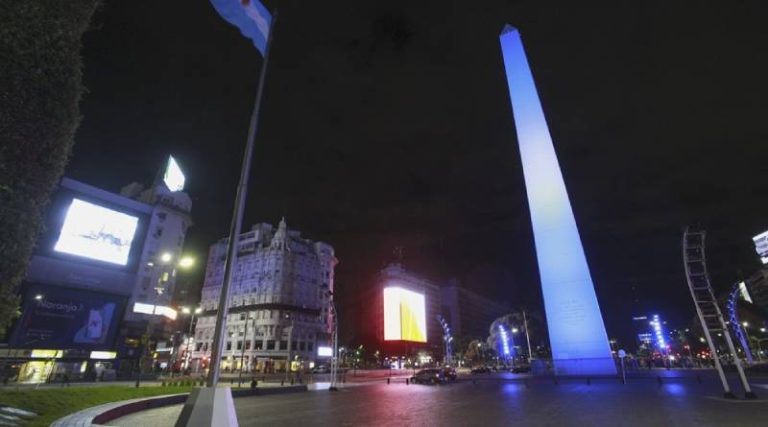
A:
[210,0,272,56]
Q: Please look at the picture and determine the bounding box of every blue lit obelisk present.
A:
[499,25,615,375]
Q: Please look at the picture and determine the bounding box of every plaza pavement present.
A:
[110,372,768,426]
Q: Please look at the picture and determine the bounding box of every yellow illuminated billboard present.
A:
[383,287,427,342]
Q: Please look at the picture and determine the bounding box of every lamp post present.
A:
[181,306,202,372]
[238,312,250,387]
[135,253,195,387]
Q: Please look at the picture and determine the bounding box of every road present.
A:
[112,373,768,426]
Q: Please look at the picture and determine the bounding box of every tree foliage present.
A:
[0,1,100,334]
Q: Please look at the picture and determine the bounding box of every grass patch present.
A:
[0,385,194,426]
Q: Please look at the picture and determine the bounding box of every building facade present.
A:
[3,162,192,383]
[440,283,511,341]
[191,219,337,373]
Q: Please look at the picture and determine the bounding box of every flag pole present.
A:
[207,9,278,388]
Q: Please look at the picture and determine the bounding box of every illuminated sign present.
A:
[738,281,753,304]
[317,346,333,357]
[383,287,427,343]
[650,315,668,350]
[499,25,614,374]
[11,285,125,350]
[752,230,768,264]
[498,326,511,356]
[54,199,139,265]
[163,155,186,192]
[31,349,63,359]
[90,351,117,360]
[132,302,177,320]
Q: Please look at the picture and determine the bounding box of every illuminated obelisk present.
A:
[499,25,615,375]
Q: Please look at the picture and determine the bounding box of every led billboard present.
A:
[383,287,427,343]
[54,199,139,265]
[11,285,126,350]
[163,155,186,192]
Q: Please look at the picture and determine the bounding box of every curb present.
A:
[51,386,308,426]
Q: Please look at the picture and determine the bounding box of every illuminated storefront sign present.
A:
[90,351,117,360]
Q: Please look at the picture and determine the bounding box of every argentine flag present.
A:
[210,0,272,56]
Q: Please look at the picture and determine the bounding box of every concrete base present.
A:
[175,387,238,427]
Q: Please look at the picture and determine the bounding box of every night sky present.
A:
[65,1,768,345]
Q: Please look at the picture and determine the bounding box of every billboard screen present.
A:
[54,198,139,265]
[163,155,186,192]
[11,284,126,350]
[753,230,768,264]
[383,287,427,343]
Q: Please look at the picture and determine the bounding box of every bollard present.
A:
[657,376,662,386]
[406,378,409,385]
[291,378,295,385]
[281,379,284,386]
[387,378,390,384]
[251,379,257,389]
[586,378,591,386]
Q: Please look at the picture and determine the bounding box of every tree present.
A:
[0,1,101,333]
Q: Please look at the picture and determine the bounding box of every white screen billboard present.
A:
[54,199,139,265]
[383,287,427,343]
[163,155,186,192]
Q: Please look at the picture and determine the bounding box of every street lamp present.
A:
[180,306,203,372]
[136,252,196,387]
[178,256,195,269]
[34,294,43,301]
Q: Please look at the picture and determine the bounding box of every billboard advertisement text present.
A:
[11,285,126,350]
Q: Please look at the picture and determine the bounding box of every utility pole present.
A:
[523,310,533,360]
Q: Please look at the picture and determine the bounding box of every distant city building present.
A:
[745,268,768,311]
[350,263,507,363]
[440,281,511,341]
[3,157,192,383]
[191,219,337,373]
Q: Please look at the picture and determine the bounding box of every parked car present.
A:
[470,366,491,374]
[411,368,445,384]
[511,364,531,373]
[441,367,457,381]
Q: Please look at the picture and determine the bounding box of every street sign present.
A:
[618,349,626,358]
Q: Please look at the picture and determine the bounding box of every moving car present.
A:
[441,367,457,381]
[312,365,331,374]
[411,368,445,384]
[470,366,491,374]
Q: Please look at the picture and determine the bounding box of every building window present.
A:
[237,341,243,350]
[245,340,252,350]
[279,341,288,350]
[267,340,275,350]
[226,341,232,351]
[292,341,298,351]
[299,342,306,351]
[307,342,313,352]
[254,340,264,350]
[196,343,203,351]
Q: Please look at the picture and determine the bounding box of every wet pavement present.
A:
[111,373,768,426]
